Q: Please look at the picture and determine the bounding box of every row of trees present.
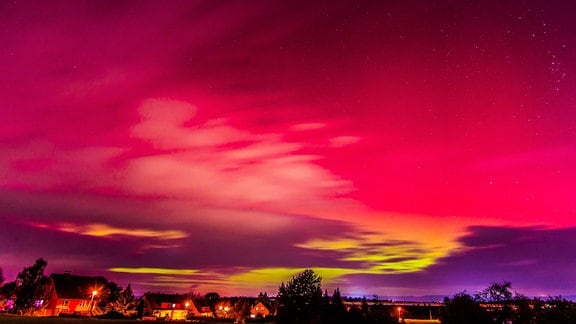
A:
[276,269,398,324]
[443,282,576,324]
[277,270,576,324]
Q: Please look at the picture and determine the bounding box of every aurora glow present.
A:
[1,0,575,297]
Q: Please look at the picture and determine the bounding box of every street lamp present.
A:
[90,290,98,316]
[397,307,402,323]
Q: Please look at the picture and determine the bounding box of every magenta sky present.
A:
[1,0,576,298]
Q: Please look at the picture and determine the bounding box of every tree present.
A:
[119,284,135,306]
[233,297,250,321]
[360,296,369,317]
[513,294,536,323]
[98,281,122,308]
[137,293,153,318]
[204,292,220,314]
[476,281,515,323]
[327,287,347,323]
[1,281,17,300]
[0,269,13,313]
[536,296,576,323]
[368,303,395,324]
[257,291,270,305]
[14,258,49,313]
[442,292,491,324]
[97,278,122,311]
[105,284,136,316]
[477,281,513,303]
[276,269,323,324]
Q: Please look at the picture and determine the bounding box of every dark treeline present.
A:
[2,260,576,323]
[443,282,576,324]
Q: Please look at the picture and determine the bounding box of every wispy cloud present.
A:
[109,267,198,275]
[25,221,187,241]
[123,98,353,211]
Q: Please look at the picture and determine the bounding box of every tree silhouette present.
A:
[327,287,347,323]
[477,281,513,303]
[204,292,220,314]
[120,284,135,306]
[1,281,17,300]
[234,297,250,321]
[98,281,122,308]
[276,269,323,324]
[539,296,576,323]
[476,281,515,322]
[105,283,136,316]
[360,296,369,317]
[14,258,49,313]
[442,291,491,324]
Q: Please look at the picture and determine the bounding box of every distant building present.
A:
[41,272,108,316]
[142,293,201,320]
[250,301,272,318]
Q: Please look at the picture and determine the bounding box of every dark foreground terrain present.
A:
[0,315,247,324]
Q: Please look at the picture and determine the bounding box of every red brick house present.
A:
[41,272,108,316]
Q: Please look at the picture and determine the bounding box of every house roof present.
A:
[252,301,272,311]
[50,273,108,300]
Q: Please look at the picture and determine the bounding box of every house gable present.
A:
[44,273,108,316]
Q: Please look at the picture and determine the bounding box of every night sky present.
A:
[1,0,576,297]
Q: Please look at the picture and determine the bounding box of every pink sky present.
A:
[1,0,576,297]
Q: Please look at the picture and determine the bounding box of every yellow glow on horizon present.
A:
[296,227,450,274]
[109,267,199,275]
[227,267,363,287]
[28,221,188,240]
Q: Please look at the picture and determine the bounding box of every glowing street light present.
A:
[397,307,402,323]
[89,290,98,316]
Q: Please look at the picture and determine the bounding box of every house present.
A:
[215,300,233,318]
[42,272,108,316]
[143,293,201,320]
[197,305,214,317]
[250,301,272,319]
